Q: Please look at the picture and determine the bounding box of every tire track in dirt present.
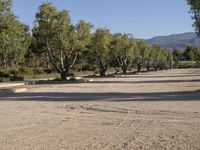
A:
[87,105,130,150]
[0,117,71,147]
[102,109,154,150]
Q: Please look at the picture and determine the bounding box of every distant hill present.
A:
[142,32,200,51]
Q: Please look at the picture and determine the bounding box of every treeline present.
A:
[173,46,200,62]
[0,1,173,80]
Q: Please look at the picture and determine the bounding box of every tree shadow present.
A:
[0,91,200,102]
[115,74,200,78]
[90,79,200,84]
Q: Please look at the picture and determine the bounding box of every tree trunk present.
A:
[46,53,51,71]
[121,60,128,74]
[100,69,106,76]
[137,64,142,72]
[60,71,67,80]
[3,56,7,68]
[122,66,127,74]
[146,65,150,72]
[99,61,106,77]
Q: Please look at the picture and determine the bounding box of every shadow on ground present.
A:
[90,79,200,84]
[0,91,200,102]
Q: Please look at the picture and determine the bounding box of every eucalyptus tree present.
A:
[91,28,112,76]
[145,46,154,71]
[134,41,150,72]
[166,52,173,69]
[33,2,92,79]
[184,45,200,61]
[151,45,161,70]
[110,33,136,74]
[173,49,184,61]
[0,0,31,68]
[151,45,168,70]
[187,0,200,36]
[76,20,93,70]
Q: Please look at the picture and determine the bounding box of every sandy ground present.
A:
[0,69,200,150]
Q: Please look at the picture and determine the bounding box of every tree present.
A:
[134,41,150,72]
[166,52,173,69]
[187,0,200,36]
[0,0,31,68]
[173,49,184,61]
[33,2,92,80]
[184,45,200,61]
[151,45,168,70]
[91,28,112,76]
[110,33,136,74]
[75,20,93,71]
[144,45,153,71]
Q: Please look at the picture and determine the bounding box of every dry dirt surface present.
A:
[0,69,200,150]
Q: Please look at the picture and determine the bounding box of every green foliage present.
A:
[173,49,184,61]
[174,61,198,68]
[134,41,152,71]
[184,45,200,61]
[8,68,20,76]
[0,68,23,82]
[0,69,9,78]
[9,75,23,81]
[0,0,31,68]
[32,2,93,80]
[110,33,136,73]
[91,28,112,76]
[187,0,200,36]
[0,1,180,81]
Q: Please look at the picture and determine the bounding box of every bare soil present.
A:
[0,69,200,150]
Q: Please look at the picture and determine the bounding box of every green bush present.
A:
[174,61,198,68]
[82,65,97,71]
[19,67,32,74]
[0,70,9,78]
[196,61,200,68]
[0,77,10,82]
[9,75,24,81]
[0,68,24,82]
[32,68,44,75]
[8,68,20,76]
[67,72,75,77]
[19,67,44,75]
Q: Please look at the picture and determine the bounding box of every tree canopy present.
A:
[187,0,200,36]
[0,0,31,68]
[0,0,174,79]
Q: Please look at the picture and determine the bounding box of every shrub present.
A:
[19,67,32,74]
[82,65,95,71]
[195,61,200,68]
[9,75,24,81]
[67,72,75,77]
[8,68,20,76]
[0,70,9,78]
[32,68,44,75]
[174,61,198,68]
[0,77,10,82]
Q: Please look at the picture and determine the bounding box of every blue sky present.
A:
[12,0,193,39]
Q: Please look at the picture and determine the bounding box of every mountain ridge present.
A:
[138,32,200,51]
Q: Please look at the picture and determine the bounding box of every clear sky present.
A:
[12,0,194,39]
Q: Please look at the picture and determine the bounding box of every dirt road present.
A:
[0,69,200,150]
